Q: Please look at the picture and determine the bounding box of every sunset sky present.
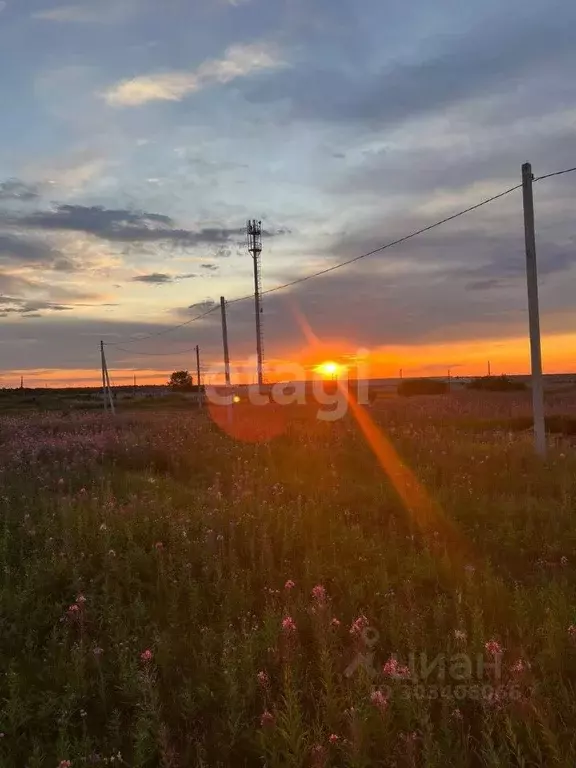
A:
[0,0,575,387]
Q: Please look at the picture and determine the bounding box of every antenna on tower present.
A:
[247,219,264,386]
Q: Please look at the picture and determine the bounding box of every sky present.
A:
[0,0,575,386]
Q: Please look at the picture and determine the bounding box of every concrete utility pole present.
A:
[196,345,202,409]
[522,162,546,457]
[220,296,231,386]
[100,341,108,412]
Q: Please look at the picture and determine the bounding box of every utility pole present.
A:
[220,296,231,386]
[522,162,546,457]
[196,345,202,409]
[448,368,451,392]
[100,341,108,413]
[488,361,491,377]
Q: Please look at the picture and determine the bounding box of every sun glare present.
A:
[315,361,340,378]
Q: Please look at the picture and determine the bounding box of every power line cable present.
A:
[104,304,219,347]
[104,168,576,351]
[226,183,524,303]
[111,345,199,356]
[534,166,576,182]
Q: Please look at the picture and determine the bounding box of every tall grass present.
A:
[0,403,575,767]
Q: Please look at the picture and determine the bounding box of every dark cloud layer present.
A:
[132,272,198,284]
[8,205,249,247]
[0,179,39,202]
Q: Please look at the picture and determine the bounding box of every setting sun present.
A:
[315,361,341,378]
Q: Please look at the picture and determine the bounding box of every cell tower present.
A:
[247,219,264,386]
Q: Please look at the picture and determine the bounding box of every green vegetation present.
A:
[1,402,576,767]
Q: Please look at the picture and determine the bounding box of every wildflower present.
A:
[140,649,153,662]
[99,523,107,532]
[257,670,270,688]
[58,478,65,487]
[59,762,72,768]
[328,734,339,744]
[311,584,327,603]
[284,579,295,591]
[511,659,529,674]
[93,647,104,657]
[484,639,503,656]
[454,629,467,642]
[382,656,411,679]
[154,542,164,550]
[76,594,86,605]
[331,618,341,628]
[281,616,297,634]
[350,615,369,637]
[561,556,568,566]
[260,710,274,727]
[67,604,80,616]
[108,549,116,557]
[569,625,576,637]
[370,689,389,713]
[451,708,463,720]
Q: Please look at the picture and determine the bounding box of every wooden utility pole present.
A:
[100,341,115,414]
[522,162,546,457]
[196,345,202,409]
[220,296,231,386]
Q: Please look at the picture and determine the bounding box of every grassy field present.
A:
[1,396,576,767]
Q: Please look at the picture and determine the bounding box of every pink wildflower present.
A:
[568,625,576,638]
[282,616,297,634]
[75,594,86,605]
[257,670,269,688]
[511,659,529,674]
[328,734,339,744]
[59,762,72,768]
[140,649,153,663]
[370,689,389,713]
[382,656,411,679]
[260,710,274,728]
[485,639,503,656]
[154,541,164,551]
[67,604,80,616]
[311,584,327,603]
[350,615,369,637]
[331,618,341,628]
[284,579,295,591]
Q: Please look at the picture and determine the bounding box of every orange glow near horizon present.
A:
[4,330,576,387]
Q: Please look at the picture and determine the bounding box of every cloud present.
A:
[103,43,286,106]
[132,272,198,284]
[8,205,247,247]
[244,4,576,131]
[0,179,39,202]
[31,0,135,23]
[0,2,6,12]
[0,234,57,266]
[201,264,219,271]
